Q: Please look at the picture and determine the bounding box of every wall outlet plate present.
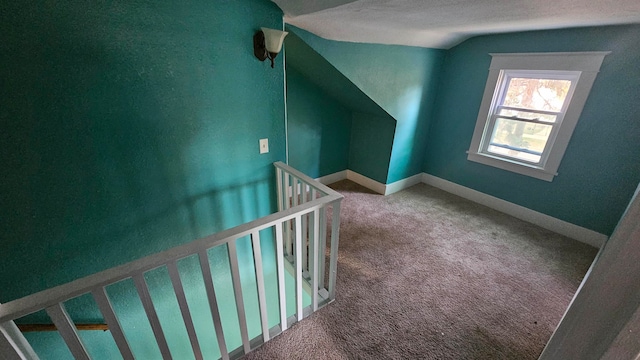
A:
[259,138,269,154]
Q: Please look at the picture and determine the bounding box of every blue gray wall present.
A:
[424,25,640,235]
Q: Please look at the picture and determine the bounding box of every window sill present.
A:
[466,152,557,182]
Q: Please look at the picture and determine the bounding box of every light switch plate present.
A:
[259,138,269,154]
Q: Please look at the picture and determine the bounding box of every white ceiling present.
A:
[272,0,640,49]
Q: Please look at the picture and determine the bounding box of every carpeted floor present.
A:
[245,180,598,360]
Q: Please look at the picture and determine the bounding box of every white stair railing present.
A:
[275,162,342,310]
[0,162,343,360]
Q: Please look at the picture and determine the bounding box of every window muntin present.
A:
[479,70,580,167]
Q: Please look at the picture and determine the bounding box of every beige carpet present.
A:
[245,180,598,359]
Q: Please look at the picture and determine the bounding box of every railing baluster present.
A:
[283,173,292,257]
[0,162,343,360]
[227,241,251,355]
[0,319,39,360]
[132,274,172,359]
[251,231,270,342]
[294,215,303,321]
[197,251,229,360]
[292,177,299,207]
[310,188,317,282]
[283,172,290,211]
[274,223,287,332]
[167,261,202,360]
[45,303,90,360]
[329,201,342,300]
[311,209,320,311]
[302,183,308,274]
[276,168,283,212]
[292,177,299,265]
[318,207,327,289]
[91,287,134,360]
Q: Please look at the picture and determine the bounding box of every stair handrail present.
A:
[0,162,343,360]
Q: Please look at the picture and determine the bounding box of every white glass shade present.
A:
[261,27,288,54]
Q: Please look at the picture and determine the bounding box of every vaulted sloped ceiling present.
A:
[273,0,640,48]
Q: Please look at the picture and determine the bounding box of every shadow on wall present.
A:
[285,66,353,179]
[1,25,274,303]
[1,0,288,358]
[284,26,446,183]
[19,221,285,360]
[284,29,396,183]
[1,0,284,302]
[3,21,278,360]
[349,112,396,184]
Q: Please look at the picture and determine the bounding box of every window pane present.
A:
[487,118,553,163]
[487,145,541,163]
[498,108,557,123]
[503,78,572,112]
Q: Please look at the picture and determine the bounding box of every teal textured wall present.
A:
[284,29,391,182]
[349,113,396,184]
[290,27,445,183]
[0,0,290,357]
[424,25,640,235]
[286,67,352,178]
[284,30,389,117]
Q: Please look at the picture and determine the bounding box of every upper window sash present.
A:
[493,70,581,114]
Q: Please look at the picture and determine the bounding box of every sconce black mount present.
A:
[253,28,287,68]
[253,30,277,68]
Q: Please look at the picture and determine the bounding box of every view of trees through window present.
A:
[488,77,572,163]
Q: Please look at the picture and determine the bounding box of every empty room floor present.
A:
[245,180,598,359]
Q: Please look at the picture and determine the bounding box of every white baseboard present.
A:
[317,170,422,195]
[346,170,386,195]
[385,173,423,195]
[317,170,386,194]
[421,173,607,248]
[314,169,606,247]
[315,171,347,185]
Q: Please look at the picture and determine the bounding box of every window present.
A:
[467,52,609,181]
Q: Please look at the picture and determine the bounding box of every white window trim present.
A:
[467,52,609,181]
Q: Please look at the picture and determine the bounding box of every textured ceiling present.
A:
[273,0,640,49]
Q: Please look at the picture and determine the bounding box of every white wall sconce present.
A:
[253,27,288,68]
